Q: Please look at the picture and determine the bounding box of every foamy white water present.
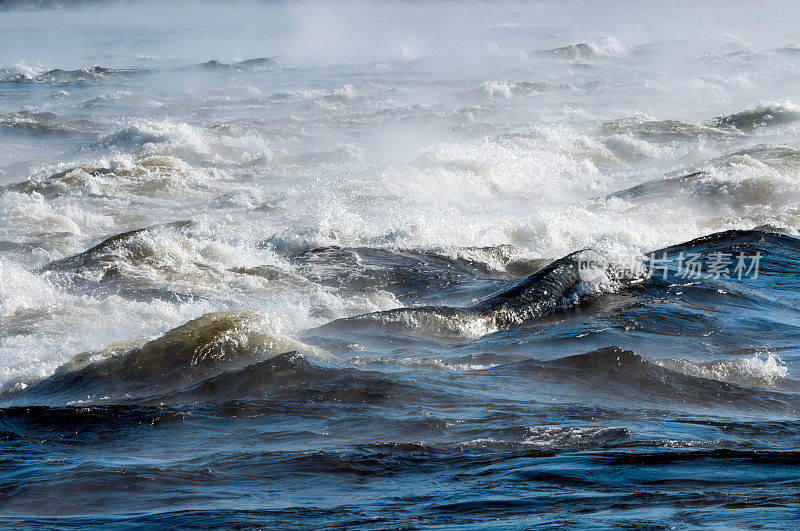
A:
[6,3,800,528]
[2,0,800,387]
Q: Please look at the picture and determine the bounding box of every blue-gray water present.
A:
[2,1,800,528]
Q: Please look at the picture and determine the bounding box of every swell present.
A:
[0,65,142,83]
[316,249,634,338]
[147,351,434,407]
[488,346,800,413]
[601,117,742,141]
[530,38,624,60]
[280,244,543,309]
[184,57,280,72]
[605,144,800,204]
[39,220,195,273]
[653,228,800,277]
[30,219,267,302]
[309,228,800,351]
[9,228,800,409]
[5,155,217,201]
[0,57,279,84]
[0,111,99,136]
[7,343,797,416]
[602,102,800,145]
[2,311,332,405]
[0,404,185,441]
[33,221,202,300]
[709,103,800,131]
[33,221,540,305]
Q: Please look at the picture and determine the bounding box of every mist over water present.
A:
[3,1,800,527]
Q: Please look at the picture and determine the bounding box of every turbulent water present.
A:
[3,0,800,527]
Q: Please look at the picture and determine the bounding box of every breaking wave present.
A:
[0,57,278,84]
[0,65,141,83]
[494,347,800,413]
[318,249,643,338]
[605,144,800,212]
[7,156,218,198]
[656,352,791,390]
[532,37,626,60]
[4,310,332,403]
[709,101,800,131]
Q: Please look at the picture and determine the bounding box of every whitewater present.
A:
[2,1,800,527]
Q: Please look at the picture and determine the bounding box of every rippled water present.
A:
[3,1,800,527]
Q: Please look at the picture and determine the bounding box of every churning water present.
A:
[3,1,800,527]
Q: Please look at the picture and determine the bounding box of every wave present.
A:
[605,144,800,207]
[6,156,214,199]
[606,170,707,201]
[656,227,798,252]
[3,310,333,404]
[282,244,548,306]
[492,347,800,413]
[349,351,513,371]
[601,116,743,142]
[0,110,98,136]
[187,57,280,72]
[91,121,207,152]
[88,119,272,164]
[0,65,142,83]
[0,259,63,322]
[312,228,800,342]
[647,228,800,294]
[10,228,800,408]
[481,80,552,99]
[600,103,800,161]
[9,340,798,415]
[599,104,800,161]
[40,220,195,273]
[35,221,262,300]
[30,219,300,306]
[546,42,597,60]
[80,90,163,110]
[463,425,632,451]
[709,102,800,131]
[531,37,625,61]
[149,350,437,406]
[0,56,278,84]
[0,404,186,448]
[316,249,642,338]
[656,352,793,390]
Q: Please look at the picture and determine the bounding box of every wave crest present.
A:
[709,101,800,131]
[5,310,333,403]
[657,353,790,389]
[320,249,643,338]
[8,156,214,199]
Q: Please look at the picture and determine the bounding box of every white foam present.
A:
[4,0,800,389]
[0,61,43,80]
[350,355,497,371]
[0,259,62,318]
[657,352,789,389]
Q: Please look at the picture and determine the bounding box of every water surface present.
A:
[2,1,800,527]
